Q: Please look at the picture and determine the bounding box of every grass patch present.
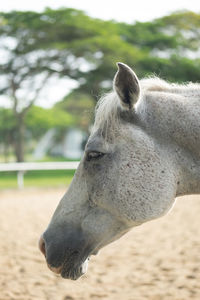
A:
[0,169,75,189]
[35,156,80,162]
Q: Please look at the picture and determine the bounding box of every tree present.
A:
[0,8,145,161]
[0,108,16,162]
[55,91,95,131]
[0,8,114,161]
[118,11,200,81]
[0,106,74,161]
[1,9,200,162]
[25,106,74,138]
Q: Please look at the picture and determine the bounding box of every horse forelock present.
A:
[92,92,121,138]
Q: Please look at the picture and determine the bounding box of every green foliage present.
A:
[55,91,95,130]
[0,8,200,162]
[1,8,200,98]
[0,108,16,133]
[0,108,16,144]
[1,8,200,101]
[120,11,200,52]
[157,11,200,51]
[0,106,74,141]
[26,106,74,138]
[118,11,200,81]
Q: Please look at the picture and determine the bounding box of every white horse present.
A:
[39,63,200,280]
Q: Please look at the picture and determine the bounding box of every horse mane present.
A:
[93,77,200,136]
[141,77,200,95]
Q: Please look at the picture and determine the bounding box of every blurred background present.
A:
[0,0,200,188]
[0,2,200,300]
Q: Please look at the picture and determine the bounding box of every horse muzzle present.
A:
[38,230,92,280]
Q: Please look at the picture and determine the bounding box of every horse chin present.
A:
[45,244,99,280]
[61,257,90,280]
[47,257,90,280]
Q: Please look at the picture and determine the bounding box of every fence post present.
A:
[17,171,24,189]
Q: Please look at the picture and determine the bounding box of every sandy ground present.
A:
[0,188,199,300]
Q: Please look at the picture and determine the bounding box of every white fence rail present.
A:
[0,162,79,188]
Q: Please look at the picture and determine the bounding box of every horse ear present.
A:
[113,62,140,109]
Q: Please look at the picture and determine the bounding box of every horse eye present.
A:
[86,151,105,161]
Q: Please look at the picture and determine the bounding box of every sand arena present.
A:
[0,188,199,300]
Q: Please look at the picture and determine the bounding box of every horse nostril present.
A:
[39,235,46,257]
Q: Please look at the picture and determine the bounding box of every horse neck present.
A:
[137,91,200,195]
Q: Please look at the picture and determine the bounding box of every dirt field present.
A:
[0,188,199,300]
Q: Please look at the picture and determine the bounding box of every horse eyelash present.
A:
[86,151,105,161]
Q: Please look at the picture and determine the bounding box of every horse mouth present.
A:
[47,257,90,280]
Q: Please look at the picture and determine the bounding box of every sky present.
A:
[0,0,200,23]
[0,0,200,108]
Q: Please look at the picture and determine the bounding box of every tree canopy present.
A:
[0,8,200,161]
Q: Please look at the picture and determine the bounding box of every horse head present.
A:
[39,63,200,279]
